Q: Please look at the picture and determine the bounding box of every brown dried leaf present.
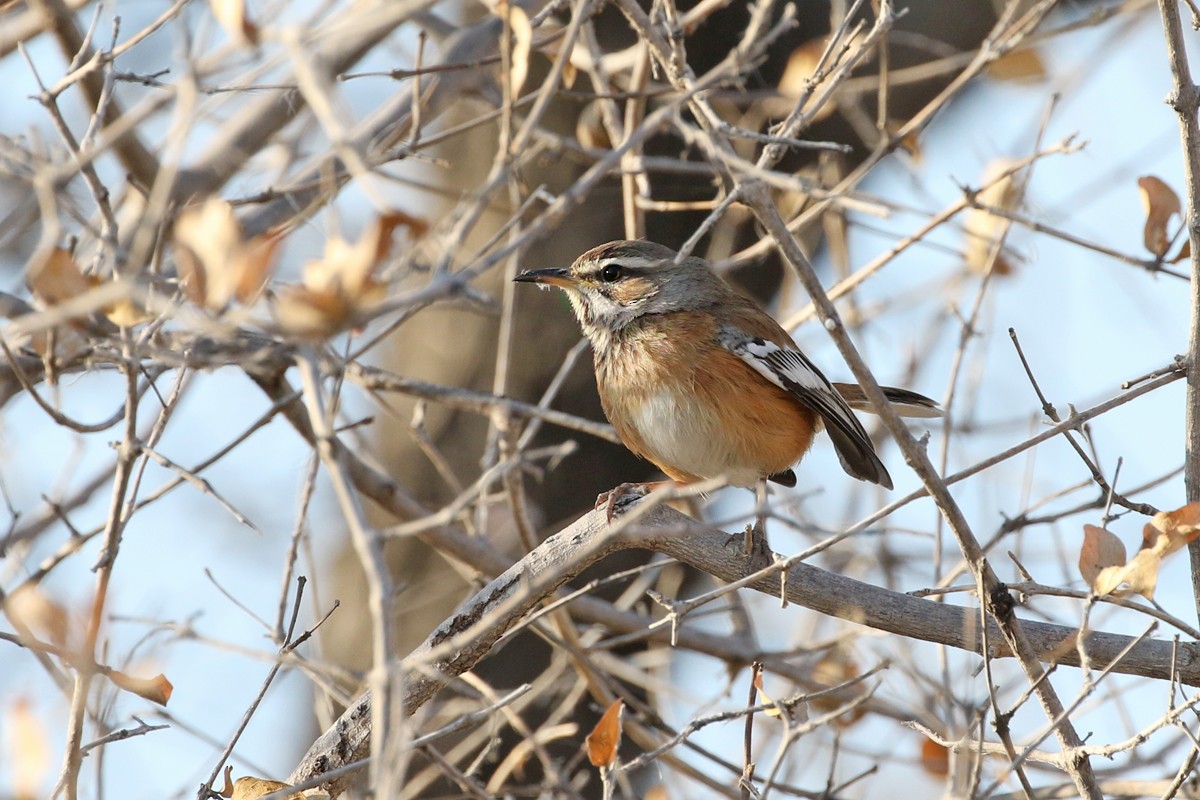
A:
[896,128,923,165]
[777,34,848,123]
[576,101,611,150]
[210,0,259,46]
[1143,501,1200,555]
[1171,238,1191,264]
[174,197,281,310]
[987,48,1046,83]
[965,159,1021,276]
[1092,503,1200,599]
[778,37,825,96]
[103,299,153,327]
[1094,549,1162,600]
[1078,524,1127,588]
[232,777,301,800]
[276,212,419,337]
[107,669,173,705]
[1137,176,1181,258]
[26,247,99,306]
[585,698,624,768]
[4,585,72,646]
[753,670,784,718]
[920,737,950,777]
[809,650,866,726]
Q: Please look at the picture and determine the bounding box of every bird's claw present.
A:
[724,517,772,572]
[595,482,653,523]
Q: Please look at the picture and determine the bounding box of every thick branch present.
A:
[289,504,1200,796]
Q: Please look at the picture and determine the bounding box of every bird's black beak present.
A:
[513,267,574,288]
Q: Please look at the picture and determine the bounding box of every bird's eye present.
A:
[599,264,623,282]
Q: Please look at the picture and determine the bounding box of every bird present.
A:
[514,240,940,546]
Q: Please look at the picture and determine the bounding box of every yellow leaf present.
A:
[1079,524,1127,588]
[585,699,623,768]
[1137,176,1181,258]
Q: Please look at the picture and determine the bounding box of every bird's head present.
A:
[514,240,721,340]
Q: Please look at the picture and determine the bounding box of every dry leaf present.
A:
[5,697,50,800]
[508,6,533,97]
[1171,239,1191,264]
[896,127,923,166]
[777,33,856,123]
[25,247,152,326]
[26,247,99,306]
[964,159,1021,276]
[753,671,783,719]
[232,777,301,800]
[920,737,950,777]
[174,197,281,311]
[107,669,173,705]
[1093,549,1161,599]
[1137,176,1181,258]
[576,101,611,150]
[4,585,72,646]
[1078,524,1127,588]
[274,212,423,338]
[210,0,259,46]
[809,650,866,725]
[585,698,624,768]
[987,48,1046,82]
[1144,501,1200,553]
[1092,502,1200,599]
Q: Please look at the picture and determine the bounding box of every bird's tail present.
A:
[833,384,943,419]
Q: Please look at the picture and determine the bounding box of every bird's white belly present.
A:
[629,390,761,487]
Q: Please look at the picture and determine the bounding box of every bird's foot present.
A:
[737,515,773,572]
[596,481,673,523]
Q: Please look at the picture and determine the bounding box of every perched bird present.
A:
[514,240,940,532]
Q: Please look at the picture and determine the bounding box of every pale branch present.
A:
[1156,0,1200,622]
[288,503,1200,797]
